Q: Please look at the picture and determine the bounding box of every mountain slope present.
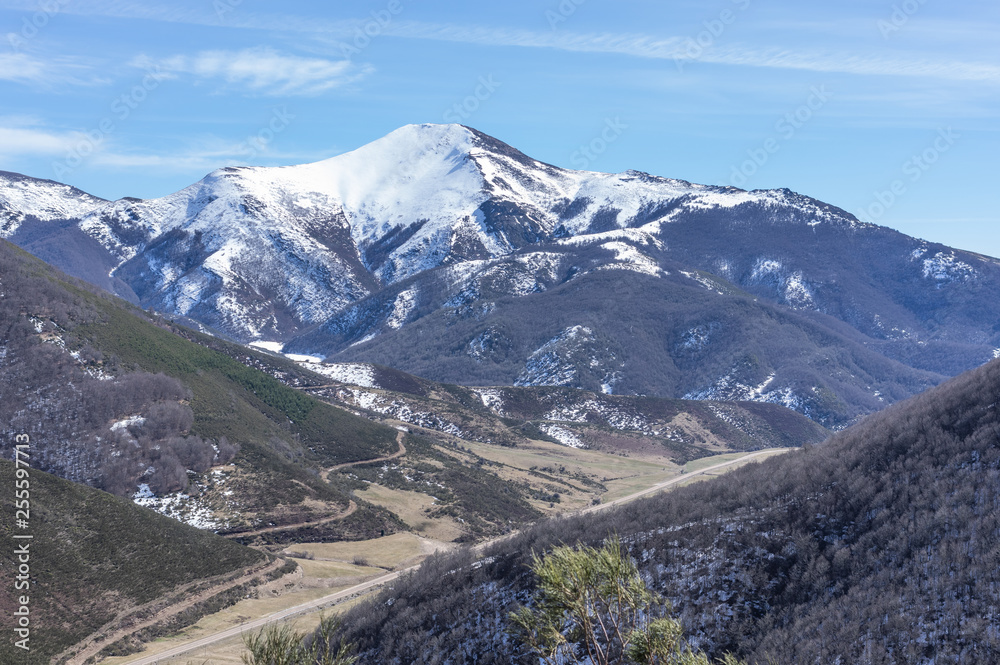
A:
[290,246,946,427]
[297,361,830,457]
[0,460,267,665]
[3,125,999,428]
[1,237,822,549]
[0,238,402,539]
[330,357,1000,664]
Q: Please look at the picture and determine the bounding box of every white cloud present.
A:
[86,134,332,173]
[374,22,1000,83]
[0,125,89,156]
[2,1,994,83]
[133,47,372,96]
[0,53,47,84]
[0,52,107,87]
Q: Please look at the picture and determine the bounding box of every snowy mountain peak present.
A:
[0,125,903,350]
[0,170,106,236]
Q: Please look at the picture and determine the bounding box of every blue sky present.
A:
[1,0,998,255]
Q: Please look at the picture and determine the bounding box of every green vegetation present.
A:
[0,461,265,665]
[242,616,357,665]
[510,538,745,665]
[1,238,399,532]
[79,297,397,469]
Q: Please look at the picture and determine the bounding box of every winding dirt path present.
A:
[321,430,407,481]
[115,448,787,665]
[63,558,286,665]
[222,501,358,539]
[222,431,406,539]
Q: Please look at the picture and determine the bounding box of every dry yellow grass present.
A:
[357,483,466,542]
[292,558,383,579]
[105,447,792,665]
[283,532,449,571]
[101,586,342,665]
[674,448,791,489]
[454,437,682,506]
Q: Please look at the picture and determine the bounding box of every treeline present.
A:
[327,357,1000,664]
[0,242,236,497]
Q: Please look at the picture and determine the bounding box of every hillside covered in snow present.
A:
[3,124,999,427]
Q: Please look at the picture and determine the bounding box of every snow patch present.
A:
[538,424,586,448]
[474,388,506,415]
[298,361,378,388]
[751,259,783,280]
[921,251,975,283]
[680,271,725,295]
[684,372,804,414]
[285,352,325,363]
[133,483,222,530]
[110,415,145,432]
[784,272,814,309]
[387,288,418,329]
[595,241,665,277]
[249,340,284,353]
[516,326,593,387]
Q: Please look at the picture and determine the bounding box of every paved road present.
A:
[578,448,780,515]
[119,448,784,665]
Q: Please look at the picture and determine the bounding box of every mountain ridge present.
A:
[329,356,1000,664]
[3,124,998,427]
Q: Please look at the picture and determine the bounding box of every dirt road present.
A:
[321,430,407,481]
[223,501,358,539]
[117,447,785,665]
[64,559,286,665]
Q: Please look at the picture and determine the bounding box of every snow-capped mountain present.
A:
[0,170,106,235]
[3,124,999,427]
[0,125,856,339]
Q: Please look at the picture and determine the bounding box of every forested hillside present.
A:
[331,357,1000,664]
[0,239,402,537]
[0,460,267,665]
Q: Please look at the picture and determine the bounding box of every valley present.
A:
[1,123,996,665]
[102,446,785,665]
[0,235,818,664]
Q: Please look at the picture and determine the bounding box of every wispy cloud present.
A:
[373,22,1000,83]
[88,147,328,172]
[0,118,310,174]
[2,1,995,83]
[132,47,372,96]
[0,124,90,157]
[0,52,109,87]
